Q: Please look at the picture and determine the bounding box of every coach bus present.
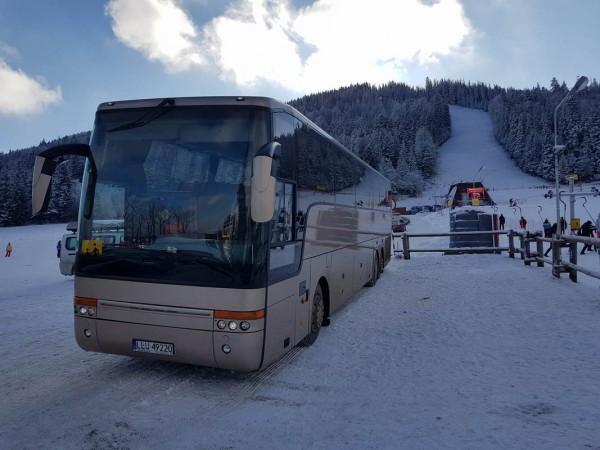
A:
[32,97,391,371]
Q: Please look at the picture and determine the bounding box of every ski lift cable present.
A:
[579,196,595,221]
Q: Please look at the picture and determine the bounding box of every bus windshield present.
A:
[77,106,270,288]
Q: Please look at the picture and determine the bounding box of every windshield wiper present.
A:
[108,98,176,133]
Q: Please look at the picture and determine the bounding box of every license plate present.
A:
[132,339,175,356]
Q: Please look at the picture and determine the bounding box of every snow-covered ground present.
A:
[2,106,600,449]
[1,223,600,449]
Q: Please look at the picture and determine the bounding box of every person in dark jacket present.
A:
[560,217,567,234]
[579,220,596,254]
[519,216,527,230]
[544,223,558,257]
[543,219,552,238]
[499,214,506,230]
[56,240,61,258]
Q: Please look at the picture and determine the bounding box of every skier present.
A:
[543,219,552,238]
[56,240,61,258]
[499,214,506,230]
[5,242,12,257]
[544,222,558,257]
[519,216,527,230]
[509,198,514,207]
[578,220,595,255]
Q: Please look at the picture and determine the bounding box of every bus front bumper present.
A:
[75,316,264,371]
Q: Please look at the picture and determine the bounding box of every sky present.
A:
[0,0,599,152]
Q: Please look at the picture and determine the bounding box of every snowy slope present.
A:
[1,224,600,449]
[426,106,545,194]
[401,106,600,285]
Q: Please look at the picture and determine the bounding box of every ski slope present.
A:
[401,106,600,287]
[407,106,600,225]
[426,105,544,194]
[1,224,600,449]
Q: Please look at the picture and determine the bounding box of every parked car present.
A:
[59,232,78,275]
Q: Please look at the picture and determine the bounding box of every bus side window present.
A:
[272,112,298,182]
[271,180,295,245]
[269,180,302,283]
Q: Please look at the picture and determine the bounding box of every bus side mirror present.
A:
[250,142,281,223]
[32,144,94,217]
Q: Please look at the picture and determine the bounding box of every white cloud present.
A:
[106,0,473,92]
[106,0,205,71]
[0,60,62,117]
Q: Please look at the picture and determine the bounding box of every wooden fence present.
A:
[393,229,600,283]
[393,230,509,259]
[508,230,600,282]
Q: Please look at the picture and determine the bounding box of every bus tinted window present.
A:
[273,112,298,182]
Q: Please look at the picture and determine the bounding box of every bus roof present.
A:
[96,96,333,141]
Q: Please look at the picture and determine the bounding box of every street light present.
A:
[553,76,588,238]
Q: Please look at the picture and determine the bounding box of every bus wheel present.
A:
[366,253,379,287]
[300,284,324,346]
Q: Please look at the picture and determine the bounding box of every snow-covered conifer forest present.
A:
[2,78,600,226]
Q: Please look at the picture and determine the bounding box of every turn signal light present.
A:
[75,297,97,316]
[75,297,97,307]
[214,309,265,320]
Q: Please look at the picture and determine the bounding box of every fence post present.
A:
[508,231,515,258]
[518,233,525,260]
[402,233,410,260]
[524,232,531,266]
[552,238,561,278]
[536,237,544,267]
[569,240,578,283]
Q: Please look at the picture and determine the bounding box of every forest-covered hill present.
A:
[2,78,600,226]
[0,83,451,226]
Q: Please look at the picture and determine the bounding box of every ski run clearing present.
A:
[1,106,600,449]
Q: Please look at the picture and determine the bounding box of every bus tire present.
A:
[366,252,379,287]
[299,284,324,347]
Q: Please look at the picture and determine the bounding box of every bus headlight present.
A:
[240,321,251,331]
[87,307,96,317]
[228,321,238,331]
[216,320,227,330]
[79,306,88,315]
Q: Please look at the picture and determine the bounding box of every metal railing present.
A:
[393,230,509,259]
[508,230,600,282]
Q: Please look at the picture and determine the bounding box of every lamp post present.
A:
[553,76,588,239]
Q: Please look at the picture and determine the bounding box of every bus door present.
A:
[270,179,308,343]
